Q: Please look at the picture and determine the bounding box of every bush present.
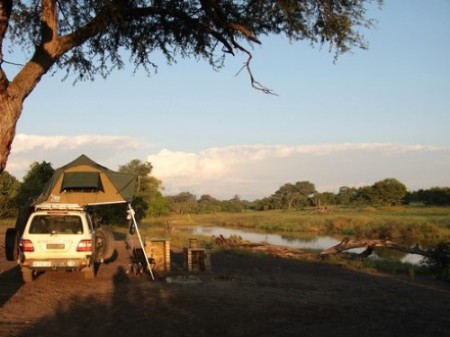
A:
[423,242,450,280]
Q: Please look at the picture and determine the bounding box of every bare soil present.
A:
[1,233,450,337]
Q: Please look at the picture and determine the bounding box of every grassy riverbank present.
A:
[142,206,450,245]
[2,206,449,244]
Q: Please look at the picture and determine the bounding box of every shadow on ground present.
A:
[0,266,22,307]
[14,249,450,337]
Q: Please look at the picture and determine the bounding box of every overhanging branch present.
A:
[234,41,277,95]
[126,5,274,94]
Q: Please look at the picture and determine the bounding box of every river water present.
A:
[181,225,424,264]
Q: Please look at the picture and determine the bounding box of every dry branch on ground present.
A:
[213,235,438,262]
[213,235,317,260]
[319,238,434,260]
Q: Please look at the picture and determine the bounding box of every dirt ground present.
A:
[1,232,450,337]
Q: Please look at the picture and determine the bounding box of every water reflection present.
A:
[181,225,424,264]
[183,225,340,250]
[401,253,423,264]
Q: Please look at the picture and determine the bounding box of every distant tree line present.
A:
[165,192,249,215]
[254,179,450,211]
[405,187,450,206]
[1,162,450,221]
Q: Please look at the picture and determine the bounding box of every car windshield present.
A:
[29,215,83,234]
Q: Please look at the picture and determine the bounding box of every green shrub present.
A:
[423,242,450,279]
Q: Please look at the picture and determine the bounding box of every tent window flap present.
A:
[61,172,104,192]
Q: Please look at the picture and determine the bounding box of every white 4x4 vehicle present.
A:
[6,203,114,282]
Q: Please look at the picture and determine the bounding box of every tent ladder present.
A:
[127,204,155,280]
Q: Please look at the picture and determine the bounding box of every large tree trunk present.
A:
[0,94,23,173]
[0,0,115,174]
[0,49,54,174]
[0,0,14,173]
[0,56,55,174]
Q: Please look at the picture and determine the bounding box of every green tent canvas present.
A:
[37,155,137,206]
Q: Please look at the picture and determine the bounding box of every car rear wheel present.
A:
[5,228,19,261]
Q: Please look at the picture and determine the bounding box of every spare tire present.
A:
[5,228,19,261]
[95,227,115,262]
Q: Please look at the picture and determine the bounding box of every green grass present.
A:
[144,206,450,245]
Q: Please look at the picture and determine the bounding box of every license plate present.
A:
[47,243,65,249]
[33,261,52,267]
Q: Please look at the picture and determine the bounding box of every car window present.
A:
[29,215,83,234]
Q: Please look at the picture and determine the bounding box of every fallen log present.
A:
[320,238,433,260]
[213,235,316,260]
[213,235,435,262]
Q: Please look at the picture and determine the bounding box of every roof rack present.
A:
[34,203,84,211]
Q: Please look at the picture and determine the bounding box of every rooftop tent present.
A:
[36,155,138,206]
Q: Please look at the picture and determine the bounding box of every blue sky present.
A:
[6,0,450,200]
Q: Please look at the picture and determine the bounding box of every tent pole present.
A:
[127,204,155,280]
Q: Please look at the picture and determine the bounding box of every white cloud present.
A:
[6,136,450,200]
[6,134,143,179]
[147,149,230,179]
[12,134,140,153]
[148,144,450,199]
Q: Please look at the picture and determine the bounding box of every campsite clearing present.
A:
[1,233,450,337]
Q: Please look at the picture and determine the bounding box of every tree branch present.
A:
[126,6,236,55]
[320,238,434,259]
[199,0,261,44]
[41,0,58,44]
[57,3,120,55]
[234,41,277,95]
